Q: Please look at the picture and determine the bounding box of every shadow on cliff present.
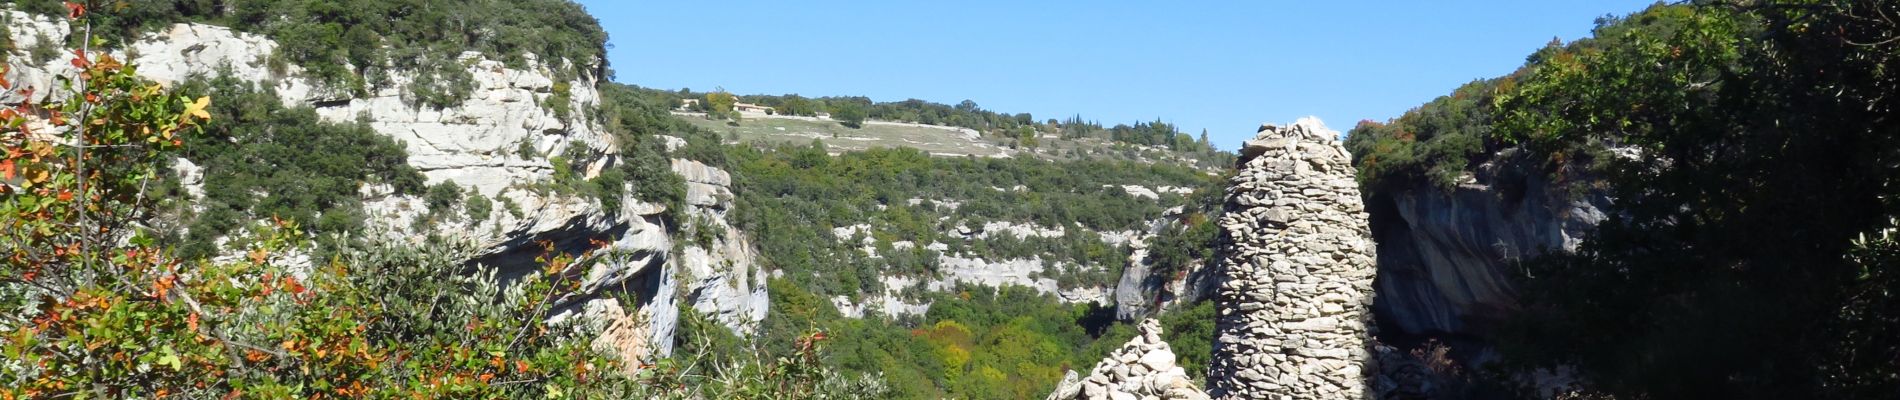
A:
[1360,149,1611,399]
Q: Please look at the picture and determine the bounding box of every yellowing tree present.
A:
[706,90,737,120]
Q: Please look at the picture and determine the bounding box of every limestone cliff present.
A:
[1,13,766,360]
[828,196,1209,321]
[1209,119,1377,399]
[1366,147,1607,338]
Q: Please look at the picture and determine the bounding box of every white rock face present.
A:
[1114,210,1218,321]
[3,16,765,362]
[1209,119,1377,399]
[1047,319,1210,400]
[670,157,768,333]
[837,193,1208,320]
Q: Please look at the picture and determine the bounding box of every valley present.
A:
[3,1,1899,399]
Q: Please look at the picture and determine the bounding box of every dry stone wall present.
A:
[1208,118,1377,399]
[1045,319,1210,400]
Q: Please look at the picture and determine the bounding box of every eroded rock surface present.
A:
[1367,147,1607,337]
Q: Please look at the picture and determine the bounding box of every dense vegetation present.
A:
[658,87,1227,160]
[18,0,608,106]
[161,74,426,260]
[0,9,886,398]
[0,3,1237,399]
[1349,1,1900,398]
[723,141,1216,298]
[712,133,1225,399]
[746,280,1217,399]
[1343,78,1500,191]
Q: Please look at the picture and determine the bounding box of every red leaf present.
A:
[69,50,89,69]
[0,159,13,181]
[64,2,85,19]
[282,276,304,295]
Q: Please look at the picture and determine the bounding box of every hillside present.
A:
[1344,3,1900,398]
[12,1,1897,399]
[0,1,1235,398]
[648,86,1233,169]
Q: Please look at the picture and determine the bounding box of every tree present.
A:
[955,99,980,112]
[831,102,868,129]
[1489,3,1900,398]
[706,89,737,120]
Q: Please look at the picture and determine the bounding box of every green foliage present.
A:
[1145,178,1228,280]
[500,195,525,219]
[1158,301,1215,380]
[1391,2,1900,398]
[425,181,464,215]
[598,82,727,168]
[408,57,475,109]
[725,143,1213,298]
[1343,78,1499,192]
[704,90,738,121]
[626,85,1234,168]
[516,136,540,160]
[760,281,1182,399]
[829,101,868,129]
[465,193,493,223]
[0,36,598,398]
[0,18,886,398]
[27,32,58,65]
[549,81,575,120]
[169,74,425,259]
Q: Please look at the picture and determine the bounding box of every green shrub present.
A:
[464,193,493,223]
[425,181,464,215]
[408,57,474,109]
[500,196,526,219]
[170,74,426,259]
[549,81,574,120]
[516,137,539,160]
[1343,78,1498,193]
[28,32,58,64]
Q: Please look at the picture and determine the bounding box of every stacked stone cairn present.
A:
[1207,119,1377,399]
[1045,319,1210,400]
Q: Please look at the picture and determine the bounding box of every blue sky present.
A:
[576,1,1660,150]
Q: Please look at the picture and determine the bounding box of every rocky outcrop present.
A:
[831,205,1201,320]
[2,14,765,361]
[670,158,769,334]
[1367,147,1607,337]
[1115,209,1219,321]
[1209,119,1377,399]
[1046,319,1210,400]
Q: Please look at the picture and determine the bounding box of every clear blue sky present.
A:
[576,1,1660,150]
